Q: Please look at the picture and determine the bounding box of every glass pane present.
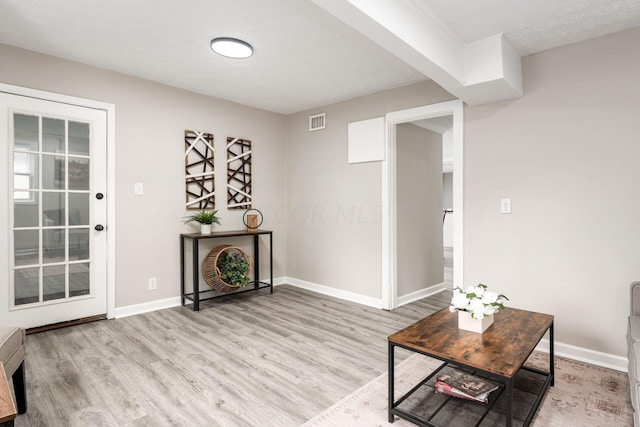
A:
[43,265,66,301]
[14,191,39,228]
[42,155,65,190]
[43,192,65,226]
[69,229,89,261]
[14,230,39,266]
[69,193,89,226]
[42,117,65,154]
[13,114,38,151]
[13,152,38,190]
[69,263,90,297]
[43,229,65,264]
[68,157,90,191]
[69,121,90,156]
[14,267,40,305]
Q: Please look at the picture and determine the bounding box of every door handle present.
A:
[95,224,105,231]
[96,193,104,200]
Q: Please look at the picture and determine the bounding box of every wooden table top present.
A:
[0,362,17,424]
[389,307,553,379]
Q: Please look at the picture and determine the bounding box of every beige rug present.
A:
[303,352,633,426]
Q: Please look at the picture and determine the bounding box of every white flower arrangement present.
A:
[449,284,509,319]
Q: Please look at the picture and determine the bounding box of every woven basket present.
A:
[202,245,253,293]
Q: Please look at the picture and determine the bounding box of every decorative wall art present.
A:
[226,137,252,209]
[184,130,215,210]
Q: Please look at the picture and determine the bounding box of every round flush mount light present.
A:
[210,37,253,59]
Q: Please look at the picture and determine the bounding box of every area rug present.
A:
[303,352,633,426]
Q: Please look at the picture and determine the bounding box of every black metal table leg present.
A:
[389,341,395,423]
[269,233,273,293]
[506,378,513,427]
[550,321,555,386]
[192,238,200,311]
[253,233,260,289]
[180,236,185,306]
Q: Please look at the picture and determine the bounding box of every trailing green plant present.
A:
[217,250,250,287]
[183,209,221,225]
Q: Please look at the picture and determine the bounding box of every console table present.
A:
[388,307,554,427]
[180,230,273,311]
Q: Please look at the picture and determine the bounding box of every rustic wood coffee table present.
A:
[388,307,554,427]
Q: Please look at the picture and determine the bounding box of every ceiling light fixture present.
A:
[210,37,253,59]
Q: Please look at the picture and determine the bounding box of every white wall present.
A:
[285,82,454,299]
[464,27,640,358]
[397,123,444,296]
[0,43,287,309]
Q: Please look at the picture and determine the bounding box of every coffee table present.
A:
[388,307,554,427]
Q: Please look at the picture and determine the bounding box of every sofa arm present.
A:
[631,282,640,316]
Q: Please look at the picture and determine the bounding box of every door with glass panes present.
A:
[0,93,107,329]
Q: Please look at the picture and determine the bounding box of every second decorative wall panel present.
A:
[226,137,252,209]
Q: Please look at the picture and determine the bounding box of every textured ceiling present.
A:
[422,0,640,56]
[0,0,639,114]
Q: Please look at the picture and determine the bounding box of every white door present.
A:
[0,93,107,329]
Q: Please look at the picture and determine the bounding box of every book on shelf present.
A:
[434,369,499,403]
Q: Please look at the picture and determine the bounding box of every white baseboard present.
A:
[535,338,628,373]
[115,296,182,318]
[114,278,629,373]
[284,277,628,373]
[285,277,383,308]
[396,282,447,307]
[114,277,288,318]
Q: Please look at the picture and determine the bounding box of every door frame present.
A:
[382,99,463,310]
[0,82,116,319]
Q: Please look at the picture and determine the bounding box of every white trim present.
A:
[535,338,628,373]
[396,283,447,307]
[285,277,383,309]
[284,279,627,373]
[116,277,287,317]
[119,279,627,373]
[0,82,117,320]
[383,99,464,310]
[115,297,182,318]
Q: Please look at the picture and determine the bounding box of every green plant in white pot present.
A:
[184,210,221,234]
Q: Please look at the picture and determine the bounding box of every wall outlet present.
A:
[134,182,144,195]
[148,277,157,290]
[500,198,512,214]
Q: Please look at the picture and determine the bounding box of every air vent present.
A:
[309,113,326,131]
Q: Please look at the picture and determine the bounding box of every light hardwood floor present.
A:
[15,285,451,426]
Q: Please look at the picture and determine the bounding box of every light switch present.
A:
[134,182,144,196]
[500,198,512,214]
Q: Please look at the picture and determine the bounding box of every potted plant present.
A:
[184,209,221,234]
[217,248,251,288]
[449,284,508,333]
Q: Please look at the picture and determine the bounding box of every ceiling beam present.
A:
[312,0,522,105]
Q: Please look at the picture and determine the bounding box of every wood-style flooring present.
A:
[14,285,451,426]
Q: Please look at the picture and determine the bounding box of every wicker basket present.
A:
[202,245,253,293]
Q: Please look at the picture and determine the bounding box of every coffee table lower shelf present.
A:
[389,359,552,427]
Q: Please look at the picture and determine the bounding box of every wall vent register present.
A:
[309,113,326,131]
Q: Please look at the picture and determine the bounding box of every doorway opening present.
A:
[381,100,463,310]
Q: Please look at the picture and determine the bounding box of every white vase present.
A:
[458,311,494,333]
[200,223,212,235]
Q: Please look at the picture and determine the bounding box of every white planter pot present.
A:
[200,223,212,235]
[457,311,494,333]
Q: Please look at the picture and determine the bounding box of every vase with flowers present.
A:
[449,284,509,333]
